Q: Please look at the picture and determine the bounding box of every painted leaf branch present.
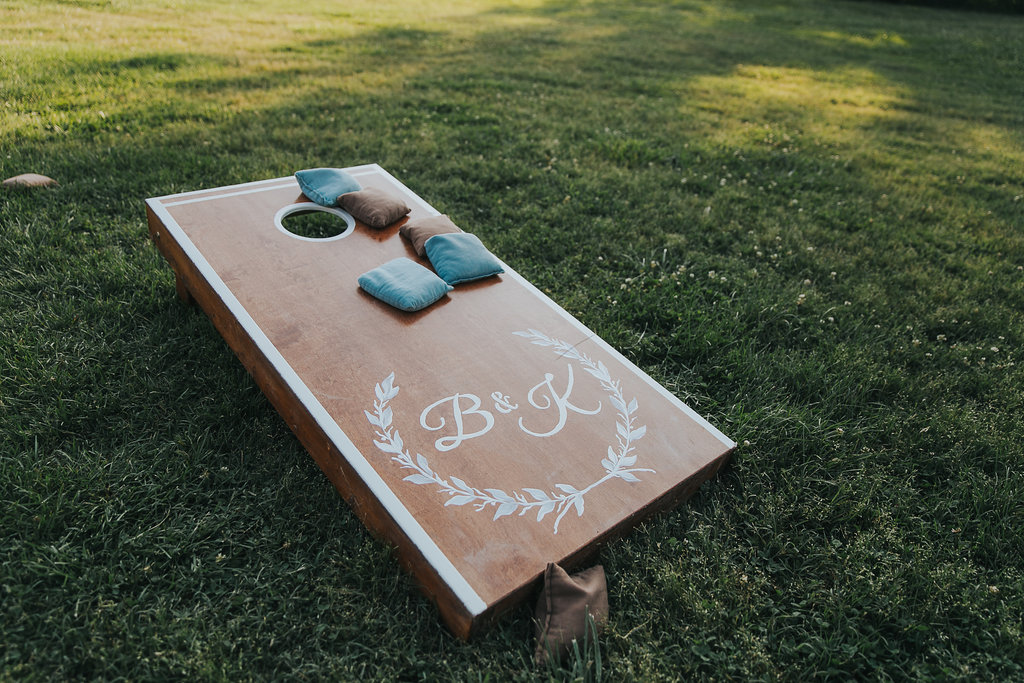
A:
[365,332,655,533]
[513,329,648,480]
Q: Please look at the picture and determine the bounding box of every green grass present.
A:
[2,0,1023,679]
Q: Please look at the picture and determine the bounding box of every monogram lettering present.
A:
[518,364,601,438]
[419,393,495,452]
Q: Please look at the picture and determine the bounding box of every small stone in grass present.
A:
[3,173,57,188]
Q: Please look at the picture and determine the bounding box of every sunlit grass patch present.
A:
[806,28,911,48]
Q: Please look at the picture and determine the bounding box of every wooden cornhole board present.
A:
[145,164,735,639]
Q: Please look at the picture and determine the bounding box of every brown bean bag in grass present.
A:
[534,563,609,666]
[3,173,57,188]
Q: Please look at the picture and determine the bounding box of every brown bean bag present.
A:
[534,563,609,665]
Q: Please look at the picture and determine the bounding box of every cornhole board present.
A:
[145,164,735,639]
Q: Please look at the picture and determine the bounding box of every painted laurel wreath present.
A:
[364,329,655,533]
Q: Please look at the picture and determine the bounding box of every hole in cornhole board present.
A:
[276,203,355,242]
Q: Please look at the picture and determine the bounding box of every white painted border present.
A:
[273,204,356,243]
[145,163,735,619]
[154,176,300,204]
[163,182,298,207]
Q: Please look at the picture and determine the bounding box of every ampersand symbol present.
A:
[491,392,519,414]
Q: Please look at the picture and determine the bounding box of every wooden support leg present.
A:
[175,273,194,305]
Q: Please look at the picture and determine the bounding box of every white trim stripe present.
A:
[163,182,299,207]
[157,165,439,214]
[146,190,488,617]
[152,175,299,203]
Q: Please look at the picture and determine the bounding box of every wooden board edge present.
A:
[468,446,734,634]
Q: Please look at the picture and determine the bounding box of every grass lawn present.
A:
[2,0,1022,679]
